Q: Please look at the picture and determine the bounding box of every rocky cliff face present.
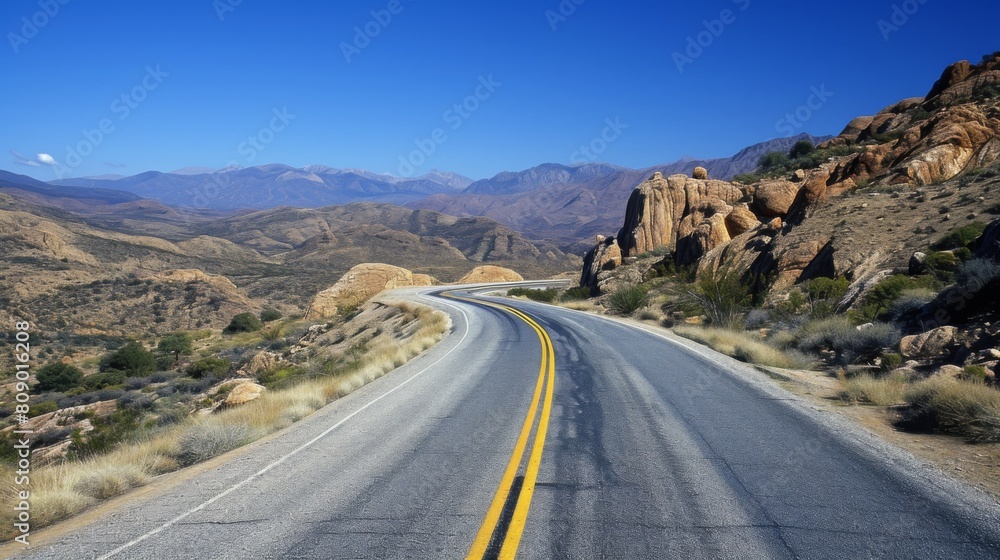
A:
[583,54,1000,298]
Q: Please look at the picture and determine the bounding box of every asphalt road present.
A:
[15,283,1000,559]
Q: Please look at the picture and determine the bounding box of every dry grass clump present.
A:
[839,373,909,406]
[901,377,1000,442]
[0,301,450,542]
[673,325,813,370]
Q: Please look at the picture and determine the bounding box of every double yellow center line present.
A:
[443,292,556,559]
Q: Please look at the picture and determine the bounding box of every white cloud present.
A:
[10,150,40,167]
[37,153,58,166]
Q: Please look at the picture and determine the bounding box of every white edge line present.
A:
[97,293,471,559]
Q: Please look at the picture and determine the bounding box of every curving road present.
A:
[13,283,1000,559]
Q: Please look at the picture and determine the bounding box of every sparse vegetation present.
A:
[224,312,263,334]
[899,378,1000,442]
[687,270,751,328]
[34,362,84,393]
[839,373,909,406]
[607,285,649,315]
[260,308,283,322]
[673,325,812,370]
[931,221,986,250]
[507,287,559,303]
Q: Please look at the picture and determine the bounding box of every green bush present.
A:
[923,251,960,276]
[28,400,59,417]
[607,285,649,315]
[101,342,157,377]
[260,309,283,322]
[224,312,262,334]
[67,409,143,460]
[507,287,559,303]
[157,333,193,362]
[561,286,592,301]
[689,271,750,328]
[880,352,903,372]
[759,151,791,172]
[186,357,230,379]
[854,274,937,322]
[789,139,815,159]
[931,222,986,251]
[34,362,84,393]
[807,277,849,303]
[83,370,127,391]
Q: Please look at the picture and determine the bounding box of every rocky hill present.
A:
[582,53,1000,300]
[0,188,577,339]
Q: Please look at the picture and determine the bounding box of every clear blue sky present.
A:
[2,0,998,181]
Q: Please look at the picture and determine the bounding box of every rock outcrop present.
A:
[900,326,958,360]
[237,351,284,378]
[753,180,800,218]
[458,265,524,284]
[580,236,623,294]
[307,263,433,318]
[693,166,709,180]
[224,382,266,406]
[617,172,744,258]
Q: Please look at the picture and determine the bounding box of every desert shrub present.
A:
[673,325,812,369]
[931,222,986,250]
[561,286,592,301]
[260,308,283,322]
[157,333,193,362]
[799,318,901,366]
[759,151,790,172]
[899,378,1000,442]
[743,309,771,329]
[955,259,1000,294]
[118,391,156,410]
[83,370,127,391]
[883,288,937,323]
[689,271,750,328]
[507,287,559,303]
[186,357,230,379]
[175,422,256,466]
[35,362,84,393]
[807,277,849,303]
[853,274,936,322]
[732,173,762,184]
[964,365,990,381]
[840,373,908,406]
[607,285,649,315]
[28,400,59,417]
[224,312,262,334]
[789,139,815,159]
[880,352,903,371]
[67,409,143,460]
[101,342,156,377]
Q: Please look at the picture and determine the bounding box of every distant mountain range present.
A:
[51,165,475,210]
[13,132,830,251]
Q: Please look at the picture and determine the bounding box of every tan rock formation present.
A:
[725,204,761,237]
[692,166,708,179]
[753,180,801,218]
[580,236,623,294]
[237,351,283,378]
[900,326,958,360]
[458,265,524,284]
[617,172,743,257]
[224,383,266,406]
[307,263,433,318]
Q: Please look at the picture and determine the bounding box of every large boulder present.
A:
[224,383,266,406]
[307,263,433,318]
[900,326,959,359]
[458,265,523,284]
[617,172,744,257]
[237,351,283,378]
[675,205,732,266]
[724,204,761,237]
[753,180,801,218]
